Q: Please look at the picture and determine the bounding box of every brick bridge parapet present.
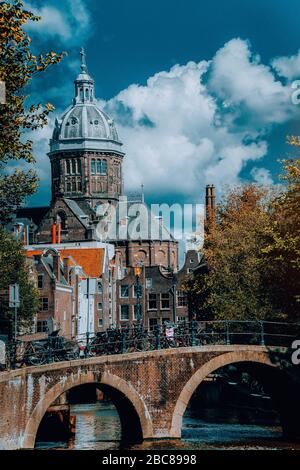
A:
[0,345,293,449]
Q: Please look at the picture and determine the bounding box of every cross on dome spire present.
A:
[74,48,95,104]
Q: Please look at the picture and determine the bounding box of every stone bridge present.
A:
[0,345,299,449]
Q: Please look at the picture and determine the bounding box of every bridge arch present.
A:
[22,371,153,449]
[170,350,286,438]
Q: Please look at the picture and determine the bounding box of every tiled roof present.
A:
[58,247,105,278]
[26,246,105,278]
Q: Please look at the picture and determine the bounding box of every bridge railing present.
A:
[3,320,300,370]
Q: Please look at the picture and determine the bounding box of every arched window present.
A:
[57,211,67,230]
[102,159,107,175]
[66,160,71,175]
[80,88,84,101]
[91,159,96,175]
[85,88,89,100]
[96,160,101,174]
[71,159,76,174]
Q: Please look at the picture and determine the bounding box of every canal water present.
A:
[35,402,300,450]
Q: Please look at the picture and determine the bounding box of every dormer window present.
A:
[71,118,77,125]
[94,120,99,126]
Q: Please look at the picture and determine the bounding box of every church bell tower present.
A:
[48,49,124,209]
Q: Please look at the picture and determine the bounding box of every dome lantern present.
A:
[74,48,95,105]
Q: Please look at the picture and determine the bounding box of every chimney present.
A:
[205,185,216,223]
[22,227,27,245]
[63,257,71,284]
[53,252,61,283]
[51,223,57,244]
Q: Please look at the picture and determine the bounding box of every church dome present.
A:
[56,103,119,141]
[49,49,123,155]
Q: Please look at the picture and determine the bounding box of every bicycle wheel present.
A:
[26,347,48,366]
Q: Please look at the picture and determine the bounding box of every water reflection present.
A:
[36,402,300,451]
[69,403,121,450]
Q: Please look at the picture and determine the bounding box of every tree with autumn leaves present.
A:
[0,0,64,223]
[184,153,300,323]
[0,0,64,334]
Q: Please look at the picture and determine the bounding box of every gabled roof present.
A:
[64,198,90,228]
[41,255,69,286]
[26,244,106,279]
[57,247,105,278]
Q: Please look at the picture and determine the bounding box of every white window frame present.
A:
[120,285,129,298]
[120,304,130,321]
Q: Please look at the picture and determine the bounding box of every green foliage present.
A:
[263,156,300,317]
[0,1,63,330]
[184,163,300,322]
[0,226,39,334]
[0,169,38,224]
[0,0,65,223]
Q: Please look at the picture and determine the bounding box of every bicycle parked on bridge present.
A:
[8,330,80,368]
[4,320,300,370]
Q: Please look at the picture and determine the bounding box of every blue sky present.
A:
[22,0,300,206]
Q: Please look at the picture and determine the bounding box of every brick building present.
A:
[25,241,115,338]
[116,250,202,328]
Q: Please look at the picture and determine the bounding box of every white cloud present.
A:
[250,167,274,186]
[29,38,300,204]
[31,121,53,183]
[103,39,297,199]
[208,38,293,126]
[24,0,91,46]
[272,50,300,81]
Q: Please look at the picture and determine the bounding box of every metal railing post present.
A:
[48,337,53,363]
[226,321,230,345]
[121,330,126,354]
[260,321,265,346]
[155,325,161,350]
[191,320,197,346]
